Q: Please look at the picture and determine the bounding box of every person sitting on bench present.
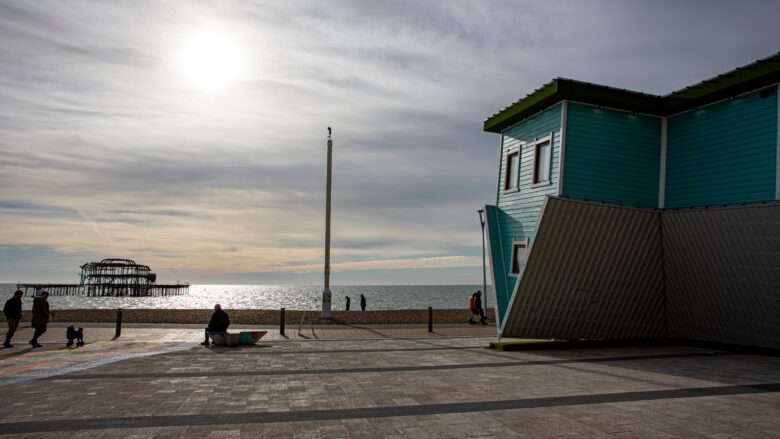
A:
[203,304,230,346]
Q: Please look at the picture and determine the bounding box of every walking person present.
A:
[345,296,351,311]
[474,290,487,325]
[29,291,51,348]
[360,294,366,312]
[3,290,23,348]
[202,304,230,346]
[468,291,477,324]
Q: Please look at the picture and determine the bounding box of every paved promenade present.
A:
[0,324,778,438]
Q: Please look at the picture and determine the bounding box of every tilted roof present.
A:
[484,52,780,133]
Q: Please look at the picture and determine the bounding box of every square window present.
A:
[533,140,551,184]
[504,151,519,190]
[510,242,527,275]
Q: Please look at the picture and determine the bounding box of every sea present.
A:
[0,284,493,310]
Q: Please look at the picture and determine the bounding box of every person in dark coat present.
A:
[474,290,487,325]
[203,304,230,346]
[3,290,23,348]
[30,291,51,348]
[360,294,366,312]
[345,296,351,311]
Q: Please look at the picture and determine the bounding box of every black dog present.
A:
[66,326,85,348]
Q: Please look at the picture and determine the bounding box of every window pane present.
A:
[505,152,518,190]
[511,243,526,274]
[534,141,550,183]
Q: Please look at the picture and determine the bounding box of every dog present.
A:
[66,326,85,348]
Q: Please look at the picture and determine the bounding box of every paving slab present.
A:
[0,328,778,438]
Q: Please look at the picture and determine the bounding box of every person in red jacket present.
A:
[468,291,487,325]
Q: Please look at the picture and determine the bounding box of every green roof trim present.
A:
[484,52,780,133]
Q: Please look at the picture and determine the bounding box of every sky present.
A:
[1,1,779,284]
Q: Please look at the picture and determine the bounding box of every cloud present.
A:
[1,0,779,283]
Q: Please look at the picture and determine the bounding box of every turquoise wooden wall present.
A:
[491,102,561,325]
[484,205,508,326]
[562,103,661,208]
[665,88,778,208]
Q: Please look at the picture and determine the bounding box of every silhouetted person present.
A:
[3,290,23,348]
[473,291,487,325]
[203,304,230,346]
[30,291,51,348]
[345,296,351,311]
[468,291,477,324]
[360,294,366,312]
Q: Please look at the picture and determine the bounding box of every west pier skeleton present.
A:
[17,258,188,297]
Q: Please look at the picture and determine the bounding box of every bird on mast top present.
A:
[328,127,332,140]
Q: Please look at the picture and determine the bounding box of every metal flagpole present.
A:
[322,127,333,318]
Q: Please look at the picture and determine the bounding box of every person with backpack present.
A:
[468,291,487,325]
[468,291,477,324]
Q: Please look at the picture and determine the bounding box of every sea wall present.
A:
[2,308,496,325]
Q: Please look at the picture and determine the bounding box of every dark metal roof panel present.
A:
[500,197,666,340]
[663,202,780,350]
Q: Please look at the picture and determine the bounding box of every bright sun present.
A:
[177,31,243,93]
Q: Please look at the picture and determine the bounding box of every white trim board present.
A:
[530,134,553,185]
[495,134,505,205]
[659,117,668,208]
[558,101,568,196]
[507,239,528,278]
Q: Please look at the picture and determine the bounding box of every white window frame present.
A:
[509,239,529,277]
[532,134,553,186]
[503,146,521,192]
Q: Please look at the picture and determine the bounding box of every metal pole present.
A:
[428,306,433,333]
[280,307,286,336]
[114,308,122,339]
[322,128,333,318]
[478,209,488,317]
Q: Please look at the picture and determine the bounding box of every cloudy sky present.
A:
[1,1,778,284]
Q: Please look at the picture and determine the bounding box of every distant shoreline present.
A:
[1,308,496,325]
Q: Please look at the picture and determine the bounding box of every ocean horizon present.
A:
[0,283,494,310]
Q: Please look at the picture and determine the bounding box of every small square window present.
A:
[510,242,527,275]
[504,151,519,190]
[533,140,551,184]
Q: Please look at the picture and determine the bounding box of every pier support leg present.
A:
[428,306,433,333]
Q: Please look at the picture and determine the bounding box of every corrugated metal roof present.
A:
[663,202,780,349]
[485,52,780,133]
[498,197,780,349]
[500,197,666,340]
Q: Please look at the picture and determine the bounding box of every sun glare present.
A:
[177,31,243,93]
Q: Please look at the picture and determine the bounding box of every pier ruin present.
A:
[17,258,188,297]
